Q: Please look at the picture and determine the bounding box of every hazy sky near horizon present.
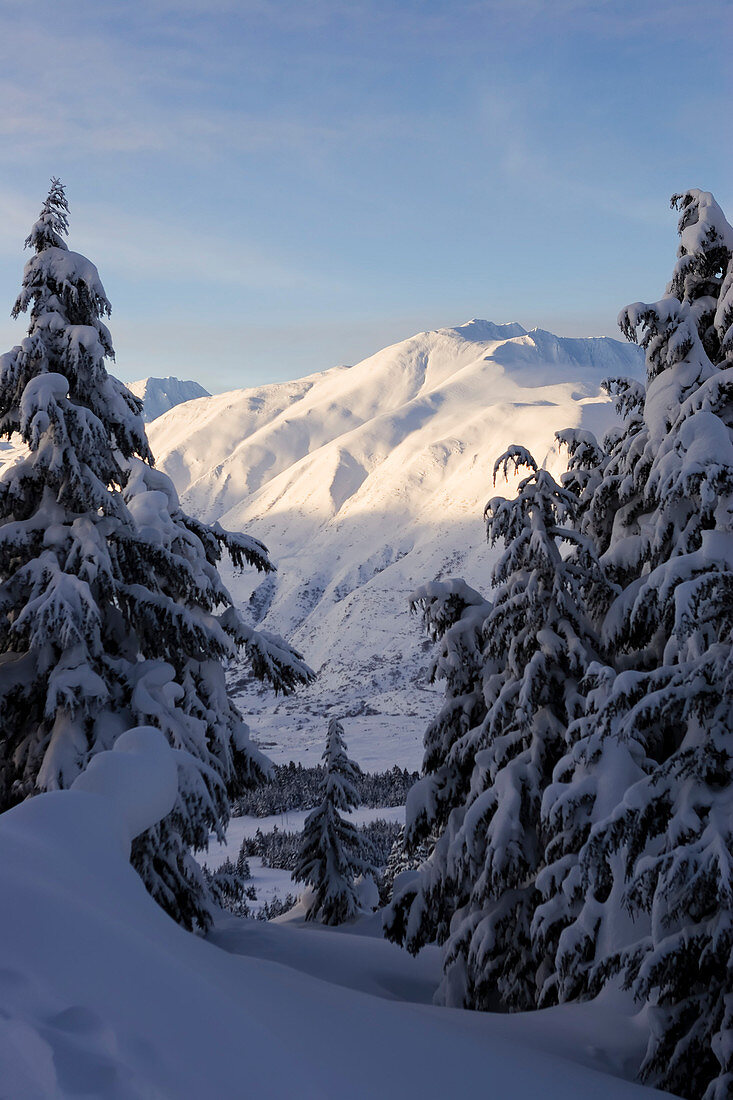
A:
[0,0,730,392]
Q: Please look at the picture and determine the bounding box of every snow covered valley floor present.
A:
[0,730,675,1100]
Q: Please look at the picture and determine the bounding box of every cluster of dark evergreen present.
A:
[202,856,297,921]
[359,818,405,869]
[232,760,418,817]
[241,816,402,872]
[203,852,256,916]
[384,189,733,1100]
[258,894,299,920]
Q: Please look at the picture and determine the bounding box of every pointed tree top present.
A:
[324,717,347,764]
[320,717,361,810]
[25,178,69,254]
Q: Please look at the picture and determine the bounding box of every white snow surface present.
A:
[126,376,210,422]
[147,320,644,769]
[71,725,179,843]
[0,729,671,1099]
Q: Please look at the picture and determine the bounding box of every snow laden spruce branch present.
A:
[384,188,733,1100]
[0,180,313,930]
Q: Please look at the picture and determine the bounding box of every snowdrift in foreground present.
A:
[0,729,668,1099]
[148,320,644,768]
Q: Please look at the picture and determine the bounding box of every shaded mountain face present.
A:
[126,377,211,422]
[147,322,646,769]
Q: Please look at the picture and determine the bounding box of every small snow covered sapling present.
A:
[293,718,375,925]
[0,181,312,930]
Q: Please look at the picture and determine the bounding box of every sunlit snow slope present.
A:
[148,321,644,769]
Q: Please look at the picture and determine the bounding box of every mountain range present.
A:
[146,321,644,770]
[127,376,210,422]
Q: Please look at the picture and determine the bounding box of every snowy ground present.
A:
[0,734,674,1099]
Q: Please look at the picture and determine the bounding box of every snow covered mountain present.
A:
[127,376,210,421]
[149,321,644,769]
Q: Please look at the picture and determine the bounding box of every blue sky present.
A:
[0,0,730,392]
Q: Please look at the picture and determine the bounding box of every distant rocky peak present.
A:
[126,376,211,422]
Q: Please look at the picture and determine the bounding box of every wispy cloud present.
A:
[0,0,728,392]
[0,183,330,298]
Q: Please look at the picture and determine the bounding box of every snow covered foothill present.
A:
[125,376,210,422]
[0,374,211,476]
[0,738,671,1099]
[147,320,644,768]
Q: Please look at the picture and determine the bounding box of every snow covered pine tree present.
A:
[531,387,649,1009]
[534,190,733,1100]
[386,448,605,1012]
[439,449,608,1011]
[0,180,312,929]
[293,718,374,924]
[594,191,733,1100]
